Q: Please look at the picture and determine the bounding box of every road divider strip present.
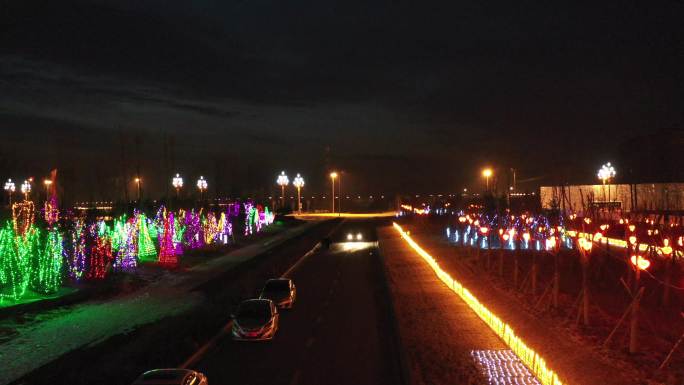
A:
[393,222,565,385]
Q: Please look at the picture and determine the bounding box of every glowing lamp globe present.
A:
[292,174,305,189]
[4,179,15,192]
[277,171,290,187]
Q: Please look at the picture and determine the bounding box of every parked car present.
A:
[232,299,279,341]
[260,278,297,309]
[132,369,208,385]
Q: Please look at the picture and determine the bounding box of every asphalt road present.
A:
[191,219,403,385]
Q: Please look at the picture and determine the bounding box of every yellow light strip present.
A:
[393,222,565,385]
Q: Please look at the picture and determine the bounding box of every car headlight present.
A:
[347,233,353,241]
[356,233,363,240]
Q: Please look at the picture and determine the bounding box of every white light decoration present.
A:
[597,162,616,184]
[471,350,542,385]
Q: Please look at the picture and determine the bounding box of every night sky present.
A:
[1,0,683,200]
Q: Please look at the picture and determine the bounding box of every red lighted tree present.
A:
[158,212,178,266]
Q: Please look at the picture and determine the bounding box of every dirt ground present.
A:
[401,216,684,385]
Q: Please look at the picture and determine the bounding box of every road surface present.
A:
[191,220,404,385]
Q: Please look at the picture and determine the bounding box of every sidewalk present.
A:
[404,223,643,385]
[378,226,502,385]
[0,220,321,385]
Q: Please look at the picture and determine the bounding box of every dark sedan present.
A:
[131,368,208,385]
[231,299,279,341]
[260,278,297,309]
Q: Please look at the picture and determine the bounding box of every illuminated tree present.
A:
[67,220,88,280]
[0,222,29,301]
[88,226,111,280]
[137,213,158,262]
[33,228,63,293]
[203,212,219,244]
[183,210,203,249]
[158,212,178,266]
[115,218,138,271]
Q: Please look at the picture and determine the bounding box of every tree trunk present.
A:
[582,260,590,326]
[629,268,640,353]
[553,252,559,307]
[514,255,519,288]
[531,253,537,296]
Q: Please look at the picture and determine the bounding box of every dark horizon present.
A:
[2,0,683,199]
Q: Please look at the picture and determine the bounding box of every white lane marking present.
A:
[179,321,233,369]
[281,221,345,279]
[281,244,321,279]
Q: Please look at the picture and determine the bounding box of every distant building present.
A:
[540,183,684,213]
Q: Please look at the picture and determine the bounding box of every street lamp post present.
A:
[21,179,32,201]
[197,176,208,201]
[172,173,184,199]
[134,177,141,202]
[330,172,338,213]
[276,171,289,209]
[482,168,493,192]
[43,179,53,201]
[293,173,305,214]
[4,179,15,205]
[597,162,616,204]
